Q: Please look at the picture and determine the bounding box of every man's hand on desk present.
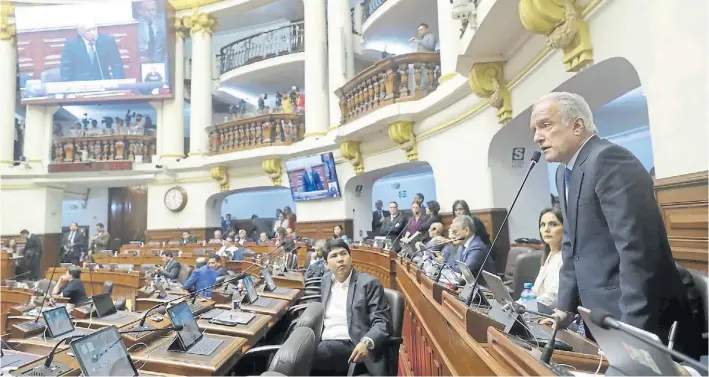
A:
[540,309,575,328]
[348,342,370,363]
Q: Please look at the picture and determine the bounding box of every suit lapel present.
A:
[346,269,357,333]
[568,136,598,252]
[321,275,332,306]
[556,165,568,216]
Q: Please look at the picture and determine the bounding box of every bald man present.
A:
[60,19,124,81]
[415,222,447,263]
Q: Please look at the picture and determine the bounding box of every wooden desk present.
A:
[197,310,271,346]
[240,297,289,318]
[43,268,145,303]
[9,349,80,376]
[1,252,22,282]
[74,311,143,329]
[0,287,33,332]
[6,328,96,355]
[130,333,247,376]
[0,349,43,370]
[272,272,304,289]
[259,287,302,302]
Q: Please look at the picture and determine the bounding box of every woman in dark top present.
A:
[51,266,89,309]
[401,201,428,247]
[332,224,351,244]
[452,199,492,245]
[419,200,442,243]
[284,206,297,231]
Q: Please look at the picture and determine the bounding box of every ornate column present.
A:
[0,2,16,164]
[303,0,329,137]
[158,17,187,160]
[437,0,462,78]
[468,62,512,124]
[326,0,353,127]
[185,11,215,157]
[24,105,58,166]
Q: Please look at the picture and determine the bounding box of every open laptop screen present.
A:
[262,269,277,292]
[42,306,74,337]
[92,293,116,318]
[71,325,138,376]
[242,275,259,304]
[166,301,202,349]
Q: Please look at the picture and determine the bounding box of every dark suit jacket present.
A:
[63,231,85,258]
[556,135,687,336]
[449,235,496,277]
[60,34,125,81]
[301,171,324,192]
[24,234,42,260]
[321,269,392,376]
[159,258,181,280]
[371,210,390,232]
[179,236,197,246]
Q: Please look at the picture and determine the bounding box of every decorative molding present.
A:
[303,131,328,137]
[468,62,512,124]
[387,121,418,161]
[339,141,364,174]
[0,1,15,47]
[209,166,229,191]
[519,0,593,72]
[174,16,189,39]
[183,11,215,37]
[438,72,459,84]
[168,0,222,11]
[262,158,283,186]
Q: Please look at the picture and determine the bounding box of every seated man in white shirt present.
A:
[312,239,392,376]
[236,229,252,245]
[217,237,239,259]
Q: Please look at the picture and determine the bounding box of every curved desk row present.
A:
[349,245,606,376]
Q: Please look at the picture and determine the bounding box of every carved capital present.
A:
[339,141,364,174]
[519,0,592,72]
[387,121,418,162]
[174,16,189,39]
[168,0,221,11]
[0,2,16,47]
[209,166,229,191]
[468,62,512,124]
[183,12,215,37]
[262,158,283,186]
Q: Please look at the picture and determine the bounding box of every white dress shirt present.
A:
[321,269,353,341]
[563,135,593,199]
[532,251,563,308]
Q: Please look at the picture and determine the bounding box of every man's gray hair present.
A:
[452,215,476,235]
[535,92,598,135]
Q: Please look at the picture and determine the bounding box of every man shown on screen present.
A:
[301,166,324,192]
[135,0,166,63]
[144,67,163,82]
[60,19,124,81]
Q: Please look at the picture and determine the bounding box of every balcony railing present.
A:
[52,133,156,164]
[363,0,388,22]
[219,22,305,75]
[207,113,305,155]
[335,52,441,125]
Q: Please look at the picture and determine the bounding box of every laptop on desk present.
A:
[261,269,290,295]
[242,275,274,307]
[165,301,223,356]
[92,293,129,320]
[577,307,683,376]
[70,325,139,376]
[41,306,91,341]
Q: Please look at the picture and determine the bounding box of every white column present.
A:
[189,15,214,157]
[0,9,17,164]
[158,32,185,160]
[437,0,461,76]
[326,0,352,127]
[343,3,355,79]
[303,0,329,136]
[24,105,57,166]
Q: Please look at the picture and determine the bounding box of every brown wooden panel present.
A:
[0,233,61,279]
[440,208,509,273]
[108,187,148,245]
[655,171,708,271]
[296,219,353,240]
[145,228,211,242]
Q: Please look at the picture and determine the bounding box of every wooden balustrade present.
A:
[219,22,305,75]
[207,113,305,155]
[52,135,156,163]
[335,52,441,125]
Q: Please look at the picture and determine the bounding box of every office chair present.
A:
[245,327,316,376]
[688,269,708,334]
[104,280,127,311]
[510,250,542,300]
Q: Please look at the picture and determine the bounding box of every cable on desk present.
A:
[594,350,604,375]
[1,338,16,351]
[512,315,540,348]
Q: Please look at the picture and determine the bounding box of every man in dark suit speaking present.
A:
[531,92,702,358]
[301,165,324,192]
[60,19,124,81]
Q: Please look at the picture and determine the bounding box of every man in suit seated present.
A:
[183,257,217,297]
[60,19,124,81]
[208,254,228,277]
[371,200,390,236]
[446,215,496,276]
[301,165,324,192]
[532,92,703,357]
[236,229,252,245]
[179,231,197,246]
[311,239,392,376]
[157,251,181,280]
[20,229,42,280]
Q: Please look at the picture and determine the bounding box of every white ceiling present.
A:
[220,59,304,101]
[215,0,304,32]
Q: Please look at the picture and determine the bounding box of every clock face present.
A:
[164,187,187,212]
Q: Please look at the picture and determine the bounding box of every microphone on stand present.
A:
[466,151,541,306]
[510,303,560,364]
[589,309,708,375]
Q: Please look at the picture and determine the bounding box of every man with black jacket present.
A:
[20,229,42,279]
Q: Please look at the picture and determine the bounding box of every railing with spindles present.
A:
[219,22,305,75]
[206,113,305,155]
[52,134,156,164]
[334,52,441,125]
[363,0,388,22]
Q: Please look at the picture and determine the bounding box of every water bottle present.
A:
[520,282,538,313]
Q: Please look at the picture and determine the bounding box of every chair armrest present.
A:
[261,372,286,376]
[244,345,281,356]
[304,280,320,287]
[294,295,321,306]
[304,277,321,283]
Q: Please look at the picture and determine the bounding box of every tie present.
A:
[378,210,382,218]
[88,42,96,64]
[69,232,75,243]
[148,22,156,56]
[456,245,465,262]
[564,168,571,200]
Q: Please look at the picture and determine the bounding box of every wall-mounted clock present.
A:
[164,186,188,212]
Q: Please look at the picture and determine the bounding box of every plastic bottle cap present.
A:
[523,282,533,289]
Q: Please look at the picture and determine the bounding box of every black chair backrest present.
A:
[103,280,114,295]
[689,269,708,333]
[293,302,325,343]
[512,250,543,300]
[383,288,404,376]
[268,327,316,376]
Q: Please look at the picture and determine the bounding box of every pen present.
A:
[668,321,678,350]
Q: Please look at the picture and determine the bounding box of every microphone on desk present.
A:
[588,309,708,375]
[466,151,541,306]
[119,324,184,334]
[509,303,559,364]
[5,270,32,281]
[44,334,85,368]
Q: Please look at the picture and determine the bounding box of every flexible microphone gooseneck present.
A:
[5,270,32,281]
[512,303,559,364]
[466,151,541,306]
[34,266,58,322]
[588,309,708,375]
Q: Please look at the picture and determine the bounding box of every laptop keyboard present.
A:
[199,309,225,320]
[210,312,255,326]
[252,297,273,307]
[99,312,127,321]
[187,337,223,356]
